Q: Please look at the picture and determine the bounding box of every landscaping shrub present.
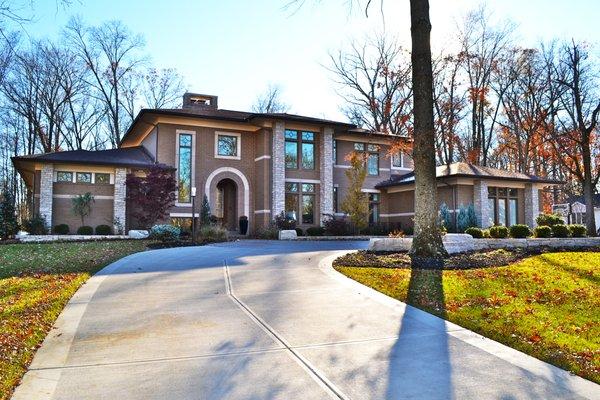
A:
[0,192,18,239]
[149,224,180,242]
[361,223,392,236]
[551,224,569,238]
[569,224,587,237]
[95,224,112,235]
[456,204,477,232]
[306,226,325,236]
[323,214,352,236]
[22,215,48,235]
[274,211,296,230]
[464,227,483,239]
[536,213,563,227]
[482,229,491,238]
[254,225,278,239]
[439,202,453,232]
[509,224,531,238]
[534,225,552,238]
[295,228,304,236]
[489,225,509,238]
[54,224,70,235]
[77,226,94,235]
[198,224,228,243]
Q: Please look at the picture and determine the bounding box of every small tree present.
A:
[0,191,18,239]
[439,202,452,232]
[341,151,369,232]
[126,164,177,229]
[457,204,478,232]
[200,194,211,225]
[72,192,95,227]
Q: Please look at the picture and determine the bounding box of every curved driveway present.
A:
[13,240,599,399]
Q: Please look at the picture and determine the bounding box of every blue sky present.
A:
[15,0,600,121]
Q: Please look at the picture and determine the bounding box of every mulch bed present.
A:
[333,246,600,270]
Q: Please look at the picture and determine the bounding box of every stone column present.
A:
[319,127,334,224]
[524,183,539,228]
[473,180,491,228]
[39,164,54,230]
[113,168,127,234]
[271,121,285,217]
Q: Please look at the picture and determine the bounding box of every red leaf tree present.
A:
[125,164,177,229]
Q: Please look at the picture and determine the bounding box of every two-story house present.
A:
[12,92,559,235]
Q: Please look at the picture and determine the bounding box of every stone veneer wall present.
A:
[271,121,286,217]
[113,168,127,234]
[319,127,334,224]
[39,164,54,229]
[524,183,539,227]
[473,180,491,228]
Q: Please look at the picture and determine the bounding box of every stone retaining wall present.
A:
[18,235,134,243]
[369,234,600,254]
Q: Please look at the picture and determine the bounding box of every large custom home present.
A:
[12,93,560,235]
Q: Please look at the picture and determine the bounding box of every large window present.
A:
[178,133,193,203]
[285,182,316,224]
[285,130,315,170]
[369,193,380,224]
[488,187,518,226]
[354,143,379,176]
[215,132,240,159]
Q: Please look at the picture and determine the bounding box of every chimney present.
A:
[182,92,218,110]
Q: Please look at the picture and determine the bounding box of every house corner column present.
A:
[39,164,54,230]
[524,183,539,228]
[113,168,127,234]
[473,180,490,228]
[319,127,334,224]
[271,121,286,217]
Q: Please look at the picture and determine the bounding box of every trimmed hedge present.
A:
[536,213,563,227]
[534,225,552,238]
[295,228,304,237]
[569,224,587,237]
[489,225,509,239]
[54,224,70,235]
[464,227,483,238]
[77,226,94,235]
[306,226,325,236]
[95,224,112,235]
[551,224,569,238]
[509,224,531,238]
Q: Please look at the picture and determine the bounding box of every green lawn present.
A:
[0,240,152,400]
[335,252,600,383]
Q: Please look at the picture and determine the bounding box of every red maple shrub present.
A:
[126,165,177,229]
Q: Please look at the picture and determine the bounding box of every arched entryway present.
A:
[216,178,238,230]
[205,167,251,235]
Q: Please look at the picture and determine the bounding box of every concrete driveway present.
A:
[13,240,599,399]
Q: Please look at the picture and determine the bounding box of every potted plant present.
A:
[239,216,248,235]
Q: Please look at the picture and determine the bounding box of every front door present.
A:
[217,179,237,231]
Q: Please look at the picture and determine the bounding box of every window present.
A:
[95,173,111,184]
[369,193,380,224]
[285,130,315,170]
[285,182,316,224]
[392,152,403,168]
[178,133,193,203]
[215,132,240,159]
[56,171,73,183]
[76,172,92,183]
[488,186,518,226]
[333,186,338,213]
[333,139,337,163]
[354,142,379,176]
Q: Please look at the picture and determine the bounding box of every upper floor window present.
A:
[285,130,315,170]
[354,142,379,176]
[178,133,193,203]
[392,152,403,168]
[333,139,337,163]
[215,132,241,159]
[56,171,73,183]
[76,172,92,183]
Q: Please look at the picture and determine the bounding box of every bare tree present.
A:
[141,67,185,109]
[65,18,146,146]
[252,84,290,113]
[547,41,600,236]
[328,35,412,135]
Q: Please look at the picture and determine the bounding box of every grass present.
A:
[335,251,600,383]
[0,240,152,400]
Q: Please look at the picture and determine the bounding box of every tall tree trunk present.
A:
[581,135,597,236]
[409,0,447,268]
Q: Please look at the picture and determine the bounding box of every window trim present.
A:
[284,129,317,171]
[176,129,196,206]
[214,131,241,160]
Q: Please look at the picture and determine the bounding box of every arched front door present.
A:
[216,178,238,231]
